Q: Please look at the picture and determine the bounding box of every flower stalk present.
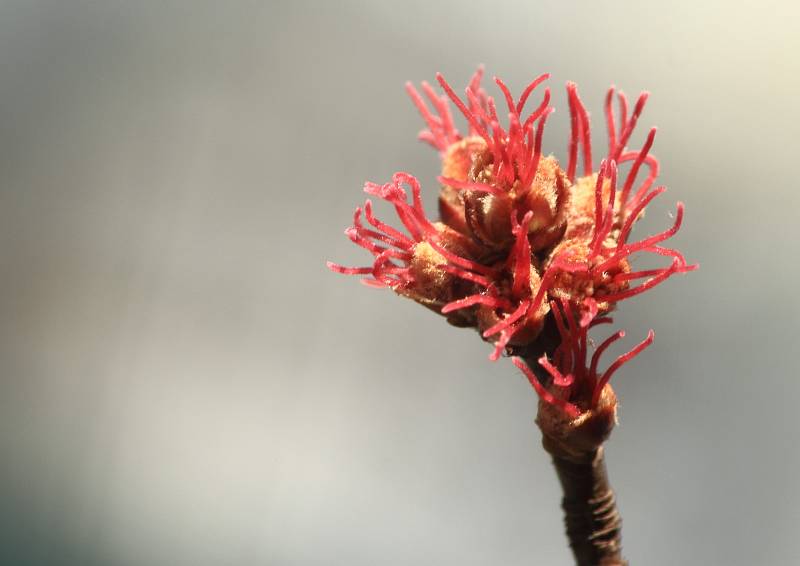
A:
[550,447,625,566]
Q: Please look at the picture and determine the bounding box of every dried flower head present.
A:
[329,67,695,408]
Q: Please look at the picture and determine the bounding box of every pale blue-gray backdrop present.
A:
[0,1,797,564]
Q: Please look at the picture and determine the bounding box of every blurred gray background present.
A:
[0,1,797,565]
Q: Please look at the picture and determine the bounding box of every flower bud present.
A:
[475,263,549,349]
[537,383,617,461]
[517,155,570,251]
[439,136,487,234]
[460,147,515,250]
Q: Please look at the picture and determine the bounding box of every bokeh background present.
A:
[0,1,797,564]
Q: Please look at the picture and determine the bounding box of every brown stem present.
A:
[515,321,626,565]
[549,446,626,566]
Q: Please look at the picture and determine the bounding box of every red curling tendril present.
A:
[328,173,485,289]
[513,299,655,415]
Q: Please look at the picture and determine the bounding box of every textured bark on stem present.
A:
[549,447,625,566]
